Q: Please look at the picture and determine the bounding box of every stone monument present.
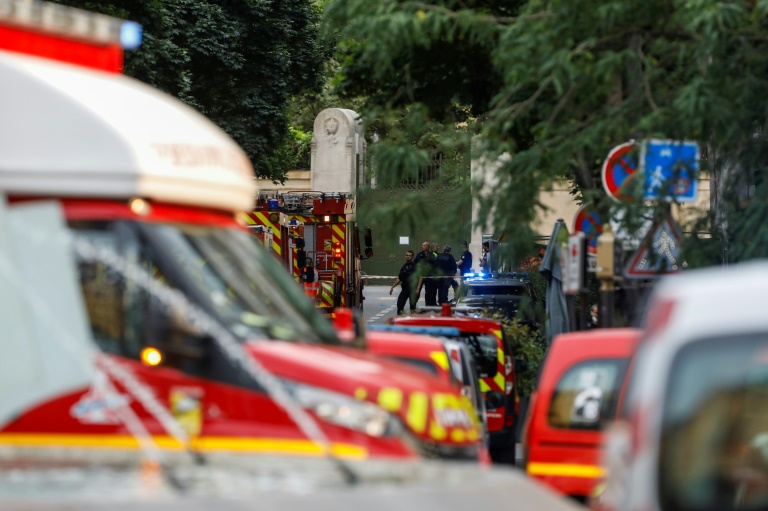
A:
[311,108,365,194]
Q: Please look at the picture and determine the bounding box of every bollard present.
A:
[596,224,615,328]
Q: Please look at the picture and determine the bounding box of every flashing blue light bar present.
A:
[366,325,461,337]
[120,21,143,50]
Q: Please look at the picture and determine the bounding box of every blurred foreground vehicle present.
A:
[524,329,641,503]
[365,324,490,451]
[0,0,481,463]
[602,262,768,511]
[393,310,521,463]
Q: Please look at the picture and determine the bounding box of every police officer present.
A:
[435,245,457,305]
[453,240,473,298]
[414,241,435,306]
[390,250,416,314]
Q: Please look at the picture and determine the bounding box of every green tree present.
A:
[55,0,328,181]
[323,0,768,265]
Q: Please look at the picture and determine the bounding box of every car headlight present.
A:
[285,382,402,437]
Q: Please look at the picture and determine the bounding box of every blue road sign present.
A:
[641,139,699,202]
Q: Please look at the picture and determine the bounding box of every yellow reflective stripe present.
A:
[430,420,447,440]
[495,347,506,389]
[494,370,505,390]
[429,351,450,371]
[332,224,345,240]
[377,388,403,412]
[460,396,481,428]
[450,429,466,442]
[479,379,491,392]
[527,462,605,478]
[429,393,448,440]
[318,281,335,307]
[406,392,428,434]
[254,212,276,231]
[0,434,367,459]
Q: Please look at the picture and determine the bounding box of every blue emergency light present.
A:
[120,21,143,50]
[366,325,461,337]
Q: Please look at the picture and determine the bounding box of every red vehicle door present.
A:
[524,328,641,500]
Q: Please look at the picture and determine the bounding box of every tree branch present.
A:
[400,2,552,25]
[637,42,659,111]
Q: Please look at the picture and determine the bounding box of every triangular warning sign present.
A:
[624,216,683,279]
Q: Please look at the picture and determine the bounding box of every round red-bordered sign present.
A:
[573,203,602,255]
[602,141,636,202]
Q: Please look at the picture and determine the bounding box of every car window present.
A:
[547,358,629,430]
[659,334,768,511]
[389,356,439,376]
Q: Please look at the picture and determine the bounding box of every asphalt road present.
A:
[361,285,399,325]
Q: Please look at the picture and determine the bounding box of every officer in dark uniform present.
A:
[390,250,416,314]
[435,245,457,305]
[413,241,434,306]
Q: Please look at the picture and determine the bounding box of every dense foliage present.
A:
[55,0,328,181]
[323,0,768,265]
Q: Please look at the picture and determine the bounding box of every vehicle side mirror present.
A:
[331,307,367,349]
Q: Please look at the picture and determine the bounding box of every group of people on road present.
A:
[390,240,474,315]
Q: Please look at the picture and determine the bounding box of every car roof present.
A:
[647,260,768,346]
[365,330,448,358]
[394,315,502,331]
[550,328,642,358]
[464,277,528,286]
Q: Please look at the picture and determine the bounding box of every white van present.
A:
[602,261,768,511]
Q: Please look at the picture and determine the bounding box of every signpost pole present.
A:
[596,224,616,328]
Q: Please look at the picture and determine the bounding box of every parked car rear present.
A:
[524,328,641,503]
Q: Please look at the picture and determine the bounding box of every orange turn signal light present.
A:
[140,347,162,366]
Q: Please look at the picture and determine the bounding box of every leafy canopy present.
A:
[54,0,328,181]
[324,0,768,264]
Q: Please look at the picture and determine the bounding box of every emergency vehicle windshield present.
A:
[72,219,340,348]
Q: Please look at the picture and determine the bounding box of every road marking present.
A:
[367,304,397,324]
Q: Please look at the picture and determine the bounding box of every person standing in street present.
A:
[453,240,473,298]
[390,250,416,314]
[424,242,440,306]
[435,245,457,305]
[301,257,318,298]
[414,241,437,306]
[457,241,473,276]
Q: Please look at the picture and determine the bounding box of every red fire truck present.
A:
[0,0,481,462]
[246,190,370,312]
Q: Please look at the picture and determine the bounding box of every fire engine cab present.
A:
[247,189,370,311]
[0,0,481,463]
[246,107,372,312]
